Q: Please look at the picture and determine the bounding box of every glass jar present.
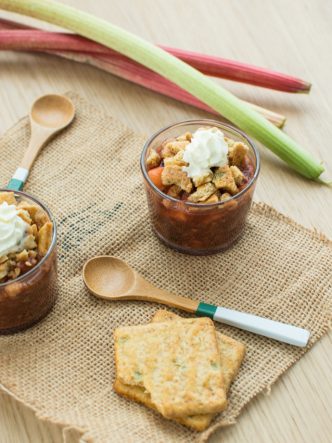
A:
[0,190,57,334]
[141,120,260,255]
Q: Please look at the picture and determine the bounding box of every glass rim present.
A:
[140,119,260,208]
[0,189,57,288]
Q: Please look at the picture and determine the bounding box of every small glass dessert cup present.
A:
[141,120,260,255]
[0,190,57,334]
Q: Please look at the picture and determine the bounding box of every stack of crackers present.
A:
[114,310,245,431]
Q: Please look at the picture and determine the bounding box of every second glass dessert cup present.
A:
[0,190,57,334]
[141,120,260,255]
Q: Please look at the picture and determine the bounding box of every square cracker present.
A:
[114,311,245,431]
[152,310,245,390]
[114,317,227,418]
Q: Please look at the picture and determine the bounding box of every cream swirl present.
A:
[182,127,228,178]
[0,202,29,256]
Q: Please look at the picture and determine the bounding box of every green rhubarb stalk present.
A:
[0,0,325,180]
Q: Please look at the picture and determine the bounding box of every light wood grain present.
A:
[0,0,331,442]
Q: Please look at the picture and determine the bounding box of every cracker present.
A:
[114,311,245,431]
[152,310,245,390]
[114,317,227,418]
[113,378,212,431]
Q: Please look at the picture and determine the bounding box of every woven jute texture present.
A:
[0,93,331,443]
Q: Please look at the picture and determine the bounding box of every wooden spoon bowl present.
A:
[83,256,137,299]
[83,255,197,310]
[31,94,75,129]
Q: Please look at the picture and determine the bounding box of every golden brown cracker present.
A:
[114,311,245,430]
[114,317,227,418]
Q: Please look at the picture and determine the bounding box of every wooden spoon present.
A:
[83,255,310,347]
[7,94,75,191]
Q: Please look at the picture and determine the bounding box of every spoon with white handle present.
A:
[83,256,310,347]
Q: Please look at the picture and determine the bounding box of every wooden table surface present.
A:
[0,1,331,442]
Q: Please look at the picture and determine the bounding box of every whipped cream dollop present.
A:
[0,202,28,257]
[182,127,229,178]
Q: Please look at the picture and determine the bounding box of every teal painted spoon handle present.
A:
[196,302,310,347]
[7,121,59,191]
[7,167,30,191]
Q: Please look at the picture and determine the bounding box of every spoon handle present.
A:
[196,302,310,347]
[7,124,54,191]
[7,167,29,191]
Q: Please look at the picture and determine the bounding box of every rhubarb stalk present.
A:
[0,26,311,93]
[0,0,325,180]
[65,51,286,128]
[161,46,311,94]
[0,27,286,127]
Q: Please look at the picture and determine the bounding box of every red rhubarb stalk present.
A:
[161,46,311,93]
[0,24,285,127]
[0,23,311,94]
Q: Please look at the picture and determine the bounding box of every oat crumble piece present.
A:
[17,202,39,220]
[24,234,37,250]
[228,142,249,167]
[164,150,188,167]
[28,224,38,238]
[161,140,189,158]
[16,250,29,262]
[38,222,53,257]
[203,192,220,204]
[146,148,161,169]
[230,165,245,185]
[212,165,238,195]
[34,208,50,229]
[18,209,32,225]
[161,165,193,193]
[192,171,213,188]
[188,183,217,202]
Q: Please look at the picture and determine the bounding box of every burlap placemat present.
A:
[0,92,331,443]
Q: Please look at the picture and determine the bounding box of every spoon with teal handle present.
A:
[83,255,311,347]
[7,94,75,191]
